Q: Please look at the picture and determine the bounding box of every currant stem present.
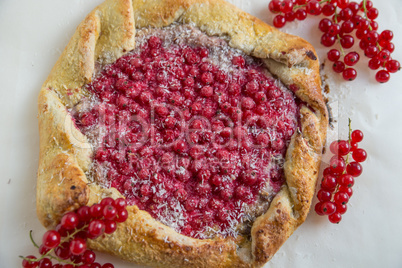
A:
[29,230,39,249]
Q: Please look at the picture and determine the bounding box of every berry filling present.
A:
[71,25,300,239]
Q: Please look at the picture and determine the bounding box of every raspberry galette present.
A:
[36,0,328,267]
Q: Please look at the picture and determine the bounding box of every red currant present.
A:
[327,49,341,61]
[321,175,338,191]
[333,61,346,73]
[42,230,61,249]
[317,189,332,202]
[273,15,286,28]
[340,35,355,49]
[346,161,363,177]
[336,203,348,215]
[352,148,367,162]
[342,68,357,81]
[321,201,336,215]
[338,174,355,188]
[376,70,391,83]
[328,212,342,224]
[322,3,336,16]
[344,52,360,66]
[315,202,325,216]
[279,0,294,13]
[268,0,281,13]
[351,130,364,142]
[87,220,105,239]
[61,212,79,230]
[380,30,394,42]
[385,60,401,73]
[334,191,350,205]
[69,237,87,256]
[319,18,333,32]
[306,1,322,15]
[295,9,307,20]
[22,255,38,268]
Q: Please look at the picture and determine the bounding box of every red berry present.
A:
[319,18,333,32]
[360,0,373,10]
[340,35,355,49]
[279,0,294,13]
[380,30,394,42]
[341,20,355,34]
[322,3,336,16]
[329,156,346,175]
[344,52,360,66]
[104,219,117,234]
[338,174,355,188]
[328,212,342,223]
[339,7,353,21]
[363,31,379,45]
[337,0,350,9]
[321,175,338,191]
[327,49,341,62]
[383,42,395,53]
[333,61,345,73]
[385,60,401,73]
[90,204,103,218]
[337,140,351,155]
[295,9,307,20]
[321,33,336,47]
[336,203,348,214]
[352,148,367,162]
[61,212,79,230]
[76,206,91,223]
[342,68,357,81]
[348,2,360,14]
[100,197,114,208]
[102,205,117,220]
[42,230,61,249]
[273,15,286,28]
[376,70,390,83]
[334,191,350,205]
[306,1,322,15]
[321,201,336,215]
[328,24,341,36]
[113,198,127,211]
[82,250,96,264]
[116,208,129,223]
[315,202,325,215]
[339,185,353,197]
[346,161,363,177]
[22,255,38,268]
[377,49,391,62]
[351,130,364,142]
[285,11,296,22]
[350,141,358,151]
[368,57,381,70]
[38,258,52,268]
[69,237,87,256]
[317,189,332,202]
[102,263,115,268]
[364,45,379,58]
[268,0,281,13]
[87,220,105,239]
[54,242,71,260]
[367,7,379,20]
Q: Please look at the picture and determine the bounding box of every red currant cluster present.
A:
[268,0,400,83]
[21,197,129,268]
[315,123,367,223]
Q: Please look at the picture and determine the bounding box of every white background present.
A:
[1,0,401,267]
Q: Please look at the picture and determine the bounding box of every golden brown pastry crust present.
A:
[37,0,328,267]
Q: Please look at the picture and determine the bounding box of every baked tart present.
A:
[36,0,328,267]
